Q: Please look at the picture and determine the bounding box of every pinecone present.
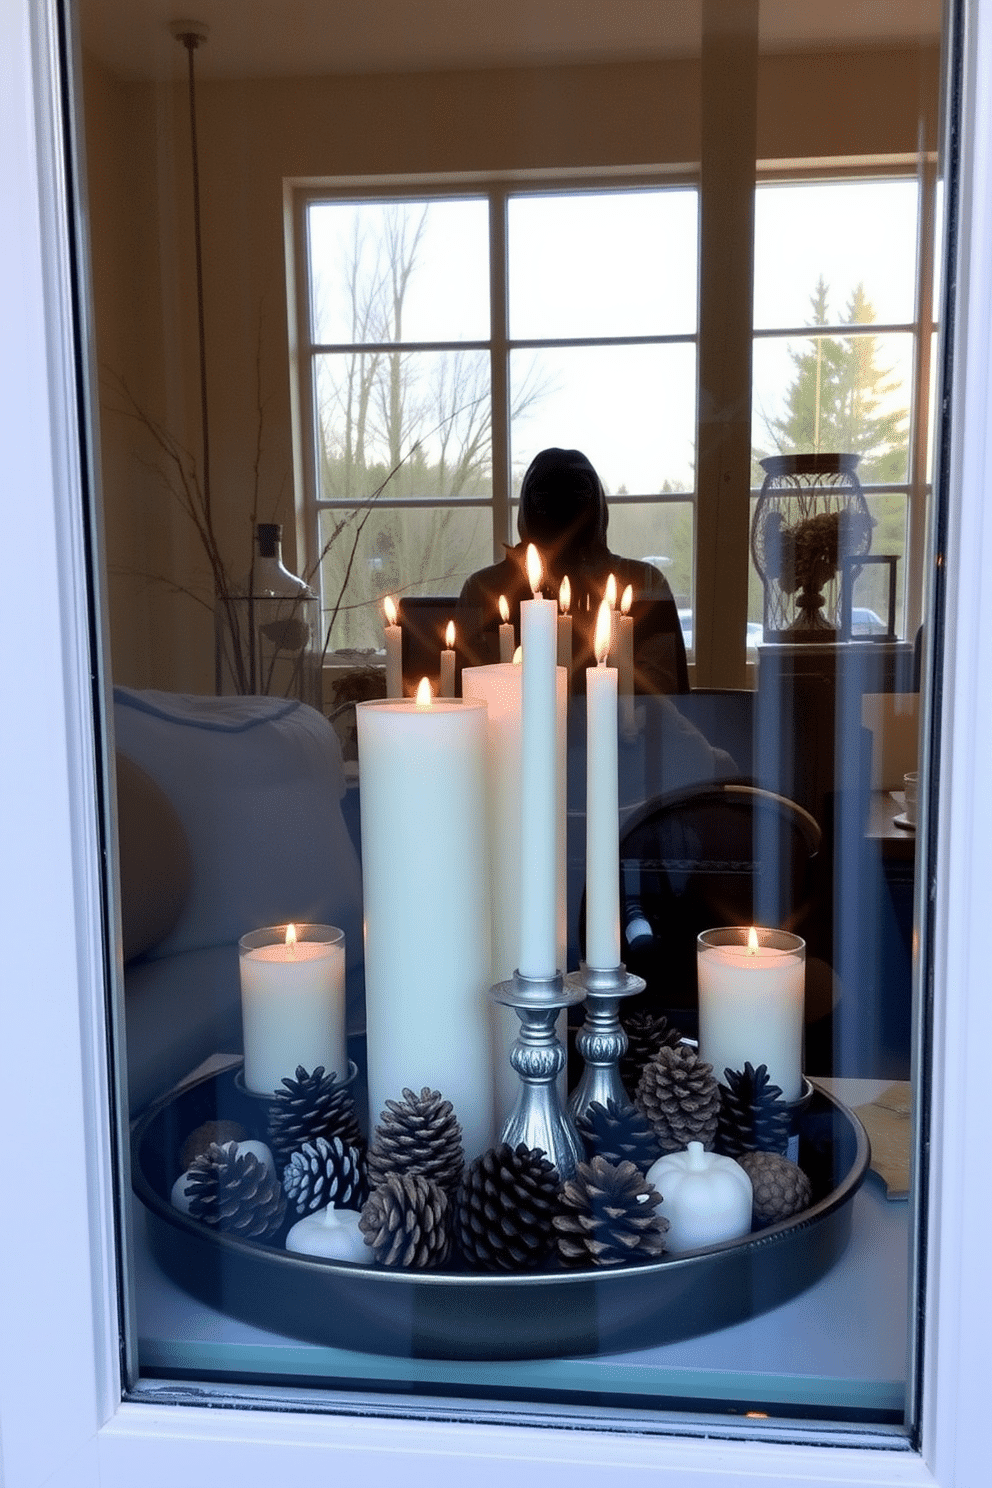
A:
[367,1087,464,1195]
[185,1141,286,1241]
[359,1173,451,1269]
[180,1119,248,1171]
[716,1062,791,1158]
[282,1136,368,1215]
[738,1150,813,1227]
[454,1143,559,1272]
[576,1099,661,1173]
[268,1065,364,1170]
[619,1010,684,1096]
[554,1157,668,1268]
[635,1044,720,1153]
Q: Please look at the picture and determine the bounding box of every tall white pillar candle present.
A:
[383,595,402,699]
[462,660,568,1119]
[239,923,346,1095]
[585,601,621,969]
[519,545,559,979]
[357,690,495,1158]
[617,583,636,736]
[697,926,805,1102]
[439,619,456,698]
[498,594,514,664]
[557,576,573,685]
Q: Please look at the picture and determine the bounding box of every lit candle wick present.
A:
[594,598,612,667]
[285,922,297,958]
[383,594,398,627]
[747,926,759,955]
[525,542,543,598]
[415,676,433,706]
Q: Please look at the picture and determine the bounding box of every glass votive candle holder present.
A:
[903,771,919,826]
[238,923,346,1096]
[697,927,805,1103]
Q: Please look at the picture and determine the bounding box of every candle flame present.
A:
[415,677,433,706]
[620,584,633,616]
[285,923,297,956]
[605,573,617,609]
[445,619,455,649]
[525,543,543,597]
[512,645,522,665]
[498,594,510,624]
[747,926,759,954]
[559,575,571,614]
[383,594,398,627]
[594,599,612,664]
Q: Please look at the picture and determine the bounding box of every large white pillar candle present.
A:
[357,688,494,1158]
[498,594,514,664]
[383,595,402,699]
[585,600,621,969]
[519,544,559,980]
[439,619,456,698]
[239,923,346,1095]
[697,926,805,1102]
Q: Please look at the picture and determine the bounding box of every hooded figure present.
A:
[456,447,688,694]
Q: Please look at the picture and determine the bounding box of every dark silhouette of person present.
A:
[456,447,688,694]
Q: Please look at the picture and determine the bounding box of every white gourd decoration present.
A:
[646,1141,753,1254]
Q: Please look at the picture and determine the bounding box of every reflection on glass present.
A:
[605,500,694,618]
[510,343,697,496]
[508,189,699,340]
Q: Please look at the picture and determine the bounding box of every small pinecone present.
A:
[367,1087,464,1195]
[268,1065,364,1170]
[282,1136,368,1216]
[738,1150,813,1227]
[185,1141,286,1241]
[576,1099,661,1174]
[454,1143,559,1272]
[554,1157,668,1268]
[359,1172,450,1269]
[180,1120,248,1171]
[716,1062,791,1159]
[636,1044,720,1153]
[619,1010,684,1096]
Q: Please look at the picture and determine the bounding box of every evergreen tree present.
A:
[755,276,909,485]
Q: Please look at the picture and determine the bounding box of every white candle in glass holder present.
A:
[239,923,347,1095]
[585,600,621,969]
[498,594,514,664]
[356,683,494,1158]
[439,619,456,698]
[383,595,402,699]
[697,926,805,1102]
[519,545,558,980]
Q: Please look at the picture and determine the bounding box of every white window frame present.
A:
[4,1,991,1484]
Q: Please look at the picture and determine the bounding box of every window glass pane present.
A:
[752,332,914,485]
[753,180,919,330]
[510,343,697,496]
[606,499,694,618]
[508,189,699,339]
[308,199,490,345]
[315,350,493,501]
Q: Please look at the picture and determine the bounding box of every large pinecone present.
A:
[554,1157,668,1268]
[267,1065,363,1171]
[619,1010,684,1097]
[455,1143,559,1272]
[185,1141,286,1241]
[282,1136,367,1215]
[367,1087,464,1195]
[716,1062,791,1159]
[576,1099,661,1174]
[359,1172,451,1269]
[636,1044,720,1153]
[738,1150,812,1227]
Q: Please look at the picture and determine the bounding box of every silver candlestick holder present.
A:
[490,968,587,1180]
[565,962,646,1127]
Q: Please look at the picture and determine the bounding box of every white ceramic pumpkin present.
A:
[646,1140,753,1254]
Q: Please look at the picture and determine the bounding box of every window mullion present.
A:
[489,188,510,559]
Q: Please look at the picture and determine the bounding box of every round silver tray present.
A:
[132,1064,870,1361]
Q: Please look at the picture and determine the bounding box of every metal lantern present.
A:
[751,453,873,642]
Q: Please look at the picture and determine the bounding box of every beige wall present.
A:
[83,44,939,693]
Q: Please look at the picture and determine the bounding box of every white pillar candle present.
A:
[439,619,456,698]
[238,924,346,1095]
[462,659,568,1119]
[498,594,514,664]
[617,584,636,738]
[519,545,559,980]
[604,572,619,667]
[357,687,494,1158]
[646,1142,753,1254]
[383,596,403,699]
[585,601,621,969]
[697,926,806,1102]
[557,576,572,684]
[286,1204,368,1262]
